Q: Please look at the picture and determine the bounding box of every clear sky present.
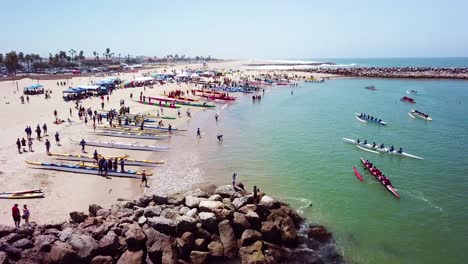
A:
[2,0,467,59]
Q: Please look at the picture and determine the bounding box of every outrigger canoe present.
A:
[71,139,169,152]
[360,158,400,199]
[90,131,171,140]
[97,126,169,134]
[135,100,181,108]
[49,152,164,165]
[26,161,150,179]
[0,192,45,199]
[120,124,186,132]
[355,113,387,125]
[149,97,216,108]
[352,166,364,182]
[409,109,432,121]
[401,96,416,104]
[343,138,423,160]
[1,189,43,195]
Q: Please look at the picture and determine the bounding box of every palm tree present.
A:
[69,49,76,61]
[93,51,97,61]
[5,51,19,74]
[105,48,110,59]
[79,50,84,61]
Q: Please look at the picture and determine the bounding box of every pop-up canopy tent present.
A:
[23,84,44,94]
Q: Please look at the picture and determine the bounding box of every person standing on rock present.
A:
[232,172,237,190]
[140,169,148,187]
[22,205,30,224]
[253,185,260,205]
[12,204,21,227]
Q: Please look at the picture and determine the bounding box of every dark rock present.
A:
[92,222,115,240]
[240,229,262,247]
[176,232,194,259]
[147,217,176,236]
[96,209,111,218]
[1,232,27,244]
[16,259,40,264]
[34,234,57,252]
[152,194,168,205]
[0,251,6,264]
[215,185,235,198]
[198,212,217,233]
[260,221,281,244]
[264,241,289,262]
[17,226,34,236]
[175,215,198,234]
[126,224,147,251]
[0,243,21,261]
[167,193,185,206]
[190,251,210,264]
[147,230,178,264]
[98,231,118,254]
[12,238,33,249]
[233,212,252,236]
[116,249,144,264]
[21,248,46,262]
[245,211,261,230]
[199,201,224,212]
[267,206,302,227]
[207,240,224,257]
[160,208,180,221]
[69,211,88,223]
[68,233,98,259]
[48,241,79,264]
[0,225,16,237]
[89,204,104,217]
[81,217,101,228]
[91,255,114,264]
[218,220,238,258]
[136,195,152,207]
[280,217,298,247]
[44,228,61,236]
[239,240,265,264]
[232,196,251,209]
[238,204,257,214]
[307,225,332,242]
[143,206,162,218]
[212,209,233,222]
[122,201,135,209]
[194,238,208,251]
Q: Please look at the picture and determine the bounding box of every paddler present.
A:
[21,138,27,152]
[168,124,172,133]
[389,146,394,152]
[98,157,104,175]
[397,148,403,154]
[364,139,368,145]
[372,142,376,148]
[379,143,385,149]
[356,138,360,144]
[108,158,113,171]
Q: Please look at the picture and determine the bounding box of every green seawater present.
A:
[177,78,468,264]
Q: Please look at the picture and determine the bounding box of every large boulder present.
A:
[69,211,88,223]
[190,251,210,264]
[186,208,198,218]
[48,241,79,264]
[152,194,168,205]
[68,233,98,259]
[91,255,114,264]
[125,224,147,251]
[176,232,195,259]
[239,240,266,264]
[143,206,162,218]
[96,209,111,218]
[187,188,210,198]
[259,195,280,209]
[280,217,298,247]
[34,234,57,252]
[198,212,217,233]
[0,243,21,261]
[0,252,7,264]
[207,240,224,257]
[215,185,236,198]
[89,204,103,217]
[307,225,332,242]
[218,220,238,258]
[160,208,180,221]
[199,201,224,212]
[260,221,281,245]
[136,195,152,207]
[0,225,16,237]
[264,241,289,262]
[147,217,176,236]
[240,229,262,247]
[175,215,198,234]
[194,238,209,251]
[233,212,252,236]
[12,238,33,249]
[147,230,178,264]
[116,249,144,264]
[208,194,222,202]
[167,193,185,206]
[245,211,261,230]
[185,196,205,208]
[98,231,118,254]
[232,196,251,209]
[267,206,303,227]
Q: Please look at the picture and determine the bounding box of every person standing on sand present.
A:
[54,110,58,120]
[22,205,30,224]
[93,150,99,163]
[55,132,60,146]
[12,204,21,227]
[80,139,86,153]
[21,138,27,152]
[196,128,201,138]
[178,109,181,118]
[215,113,219,122]
[42,123,48,136]
[113,158,118,171]
[101,102,105,110]
[70,108,72,117]
[140,170,148,187]
[84,116,88,126]
[26,96,29,103]
[120,158,125,172]
[28,138,33,152]
[16,138,22,154]
[35,125,41,140]
[45,139,51,154]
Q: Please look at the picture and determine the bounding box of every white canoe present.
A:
[410,110,432,121]
[90,131,170,140]
[343,138,423,160]
[71,139,169,152]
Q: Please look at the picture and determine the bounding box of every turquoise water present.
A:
[303,57,468,67]
[186,79,468,264]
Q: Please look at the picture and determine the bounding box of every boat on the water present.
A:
[360,158,400,199]
[365,86,377,90]
[406,90,418,95]
[400,96,416,103]
[48,152,164,165]
[355,113,387,125]
[149,96,216,107]
[71,139,169,151]
[26,161,150,179]
[342,138,423,159]
[352,166,364,182]
[409,109,432,121]
[90,131,171,140]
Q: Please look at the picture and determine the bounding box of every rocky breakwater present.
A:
[0,184,343,264]
[293,67,468,79]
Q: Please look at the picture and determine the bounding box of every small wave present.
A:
[405,190,443,212]
[280,196,313,214]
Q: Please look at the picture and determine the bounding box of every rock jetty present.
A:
[0,184,343,264]
[294,67,468,79]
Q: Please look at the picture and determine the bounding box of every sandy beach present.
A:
[0,60,330,225]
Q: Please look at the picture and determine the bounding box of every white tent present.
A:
[175,72,189,78]
[190,73,199,78]
[134,77,154,82]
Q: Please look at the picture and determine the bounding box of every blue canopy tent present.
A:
[23,84,44,95]
[62,87,87,101]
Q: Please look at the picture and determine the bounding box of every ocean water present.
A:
[164,77,468,264]
[305,57,468,68]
